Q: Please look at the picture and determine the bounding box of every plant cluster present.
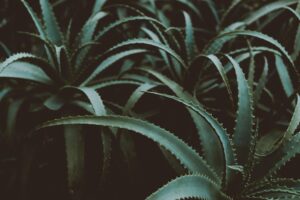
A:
[0,0,300,199]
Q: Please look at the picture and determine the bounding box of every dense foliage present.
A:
[0,0,300,199]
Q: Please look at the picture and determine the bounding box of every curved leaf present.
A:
[92,0,107,16]
[123,83,157,114]
[95,16,166,40]
[91,80,142,90]
[80,49,148,85]
[105,38,187,68]
[256,95,300,156]
[146,91,236,187]
[146,175,231,200]
[0,61,52,84]
[35,115,220,183]
[204,30,296,74]
[242,0,298,25]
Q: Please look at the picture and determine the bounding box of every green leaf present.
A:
[64,125,85,199]
[146,175,231,200]
[292,1,300,60]
[141,68,233,184]
[20,0,47,39]
[204,30,296,74]
[80,49,148,86]
[220,0,243,27]
[20,0,55,63]
[171,0,203,20]
[17,31,55,52]
[256,95,300,157]
[0,61,52,84]
[275,54,294,97]
[39,0,63,45]
[123,83,157,114]
[0,53,58,81]
[247,188,300,199]
[92,0,107,16]
[62,87,106,199]
[254,57,269,106]
[35,115,220,183]
[247,178,300,194]
[104,38,187,69]
[183,12,196,64]
[75,87,106,116]
[95,16,166,40]
[1,52,38,72]
[192,54,234,105]
[98,130,112,190]
[226,55,253,165]
[283,6,300,20]
[142,28,175,78]
[146,91,236,187]
[242,0,298,25]
[5,98,25,137]
[75,12,107,68]
[54,86,107,115]
[203,0,219,24]
[0,88,11,103]
[90,80,142,90]
[55,45,71,81]
[0,41,11,56]
[247,42,256,93]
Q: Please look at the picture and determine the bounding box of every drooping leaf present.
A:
[0,61,52,84]
[0,53,58,81]
[104,38,187,69]
[95,16,166,40]
[80,49,148,85]
[145,91,236,187]
[242,0,298,25]
[141,69,235,183]
[36,115,220,183]
[204,30,296,75]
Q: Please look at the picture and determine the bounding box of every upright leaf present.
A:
[183,12,196,64]
[226,55,253,165]
[275,54,294,97]
[39,0,63,45]
[92,0,107,16]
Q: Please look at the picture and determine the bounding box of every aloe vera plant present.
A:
[0,0,158,199]
[36,69,300,199]
[35,79,300,200]
[1,0,300,199]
